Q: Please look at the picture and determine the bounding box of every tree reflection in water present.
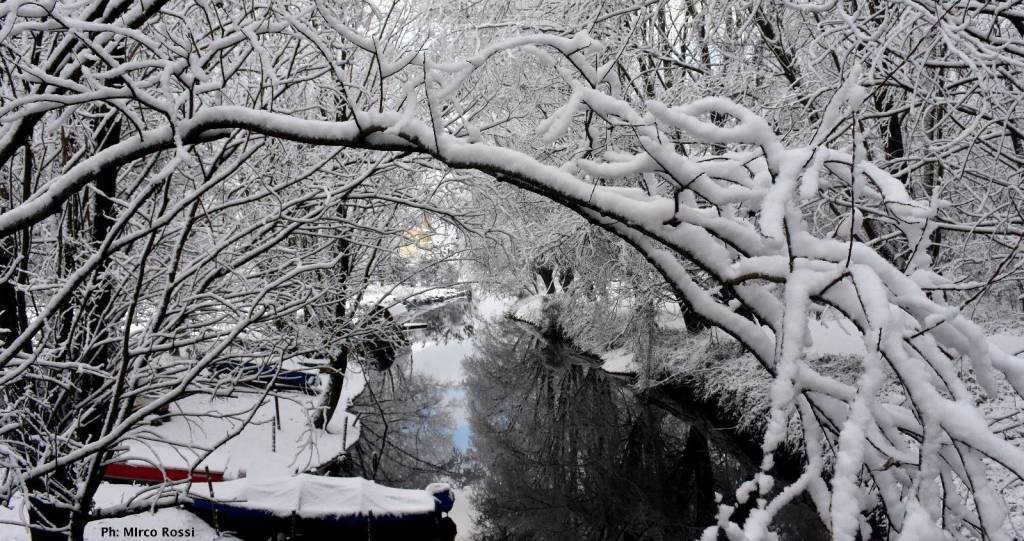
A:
[465,317,824,541]
[340,300,823,540]
[342,300,473,488]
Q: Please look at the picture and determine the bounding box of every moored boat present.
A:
[208,359,320,394]
[103,462,225,484]
[184,474,456,540]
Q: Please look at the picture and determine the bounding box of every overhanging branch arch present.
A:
[1,2,1023,539]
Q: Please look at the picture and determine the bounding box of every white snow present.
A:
[0,12,1021,538]
[85,509,237,541]
[185,474,438,519]
[362,285,468,307]
[509,295,545,325]
[600,348,637,374]
[447,484,477,541]
[0,494,27,541]
[118,363,364,480]
[807,319,867,357]
[0,486,239,541]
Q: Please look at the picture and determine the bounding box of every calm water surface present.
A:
[347,296,825,540]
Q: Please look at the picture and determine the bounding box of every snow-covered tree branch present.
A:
[1,1,1023,539]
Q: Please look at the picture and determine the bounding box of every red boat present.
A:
[103,463,224,484]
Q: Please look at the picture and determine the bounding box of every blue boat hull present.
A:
[187,497,455,540]
[208,360,319,394]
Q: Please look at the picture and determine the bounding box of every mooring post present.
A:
[342,414,348,449]
[205,466,219,534]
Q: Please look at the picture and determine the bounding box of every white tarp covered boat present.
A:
[185,474,456,540]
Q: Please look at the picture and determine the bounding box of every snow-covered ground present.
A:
[447,485,477,541]
[0,362,365,539]
[0,495,29,541]
[0,486,239,541]
[1,292,479,539]
[120,362,364,480]
[600,347,636,374]
[509,295,546,326]
[523,289,1024,537]
[636,310,1024,535]
[362,284,469,307]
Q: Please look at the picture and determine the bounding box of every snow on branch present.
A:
[0,2,1022,539]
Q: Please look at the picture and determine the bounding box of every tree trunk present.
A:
[0,237,20,349]
[316,204,353,430]
[31,66,124,541]
[316,346,350,430]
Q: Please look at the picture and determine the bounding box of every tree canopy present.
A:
[2,1,1024,539]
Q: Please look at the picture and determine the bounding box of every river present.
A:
[343,295,826,540]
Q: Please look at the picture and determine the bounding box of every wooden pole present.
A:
[205,466,219,534]
[342,415,348,449]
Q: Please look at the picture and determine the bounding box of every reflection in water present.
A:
[464,317,825,541]
[341,299,474,488]
[341,299,824,540]
[405,298,475,344]
[342,359,462,488]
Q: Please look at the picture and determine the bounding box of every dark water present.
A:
[346,298,826,540]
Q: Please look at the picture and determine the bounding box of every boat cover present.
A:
[187,474,445,518]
